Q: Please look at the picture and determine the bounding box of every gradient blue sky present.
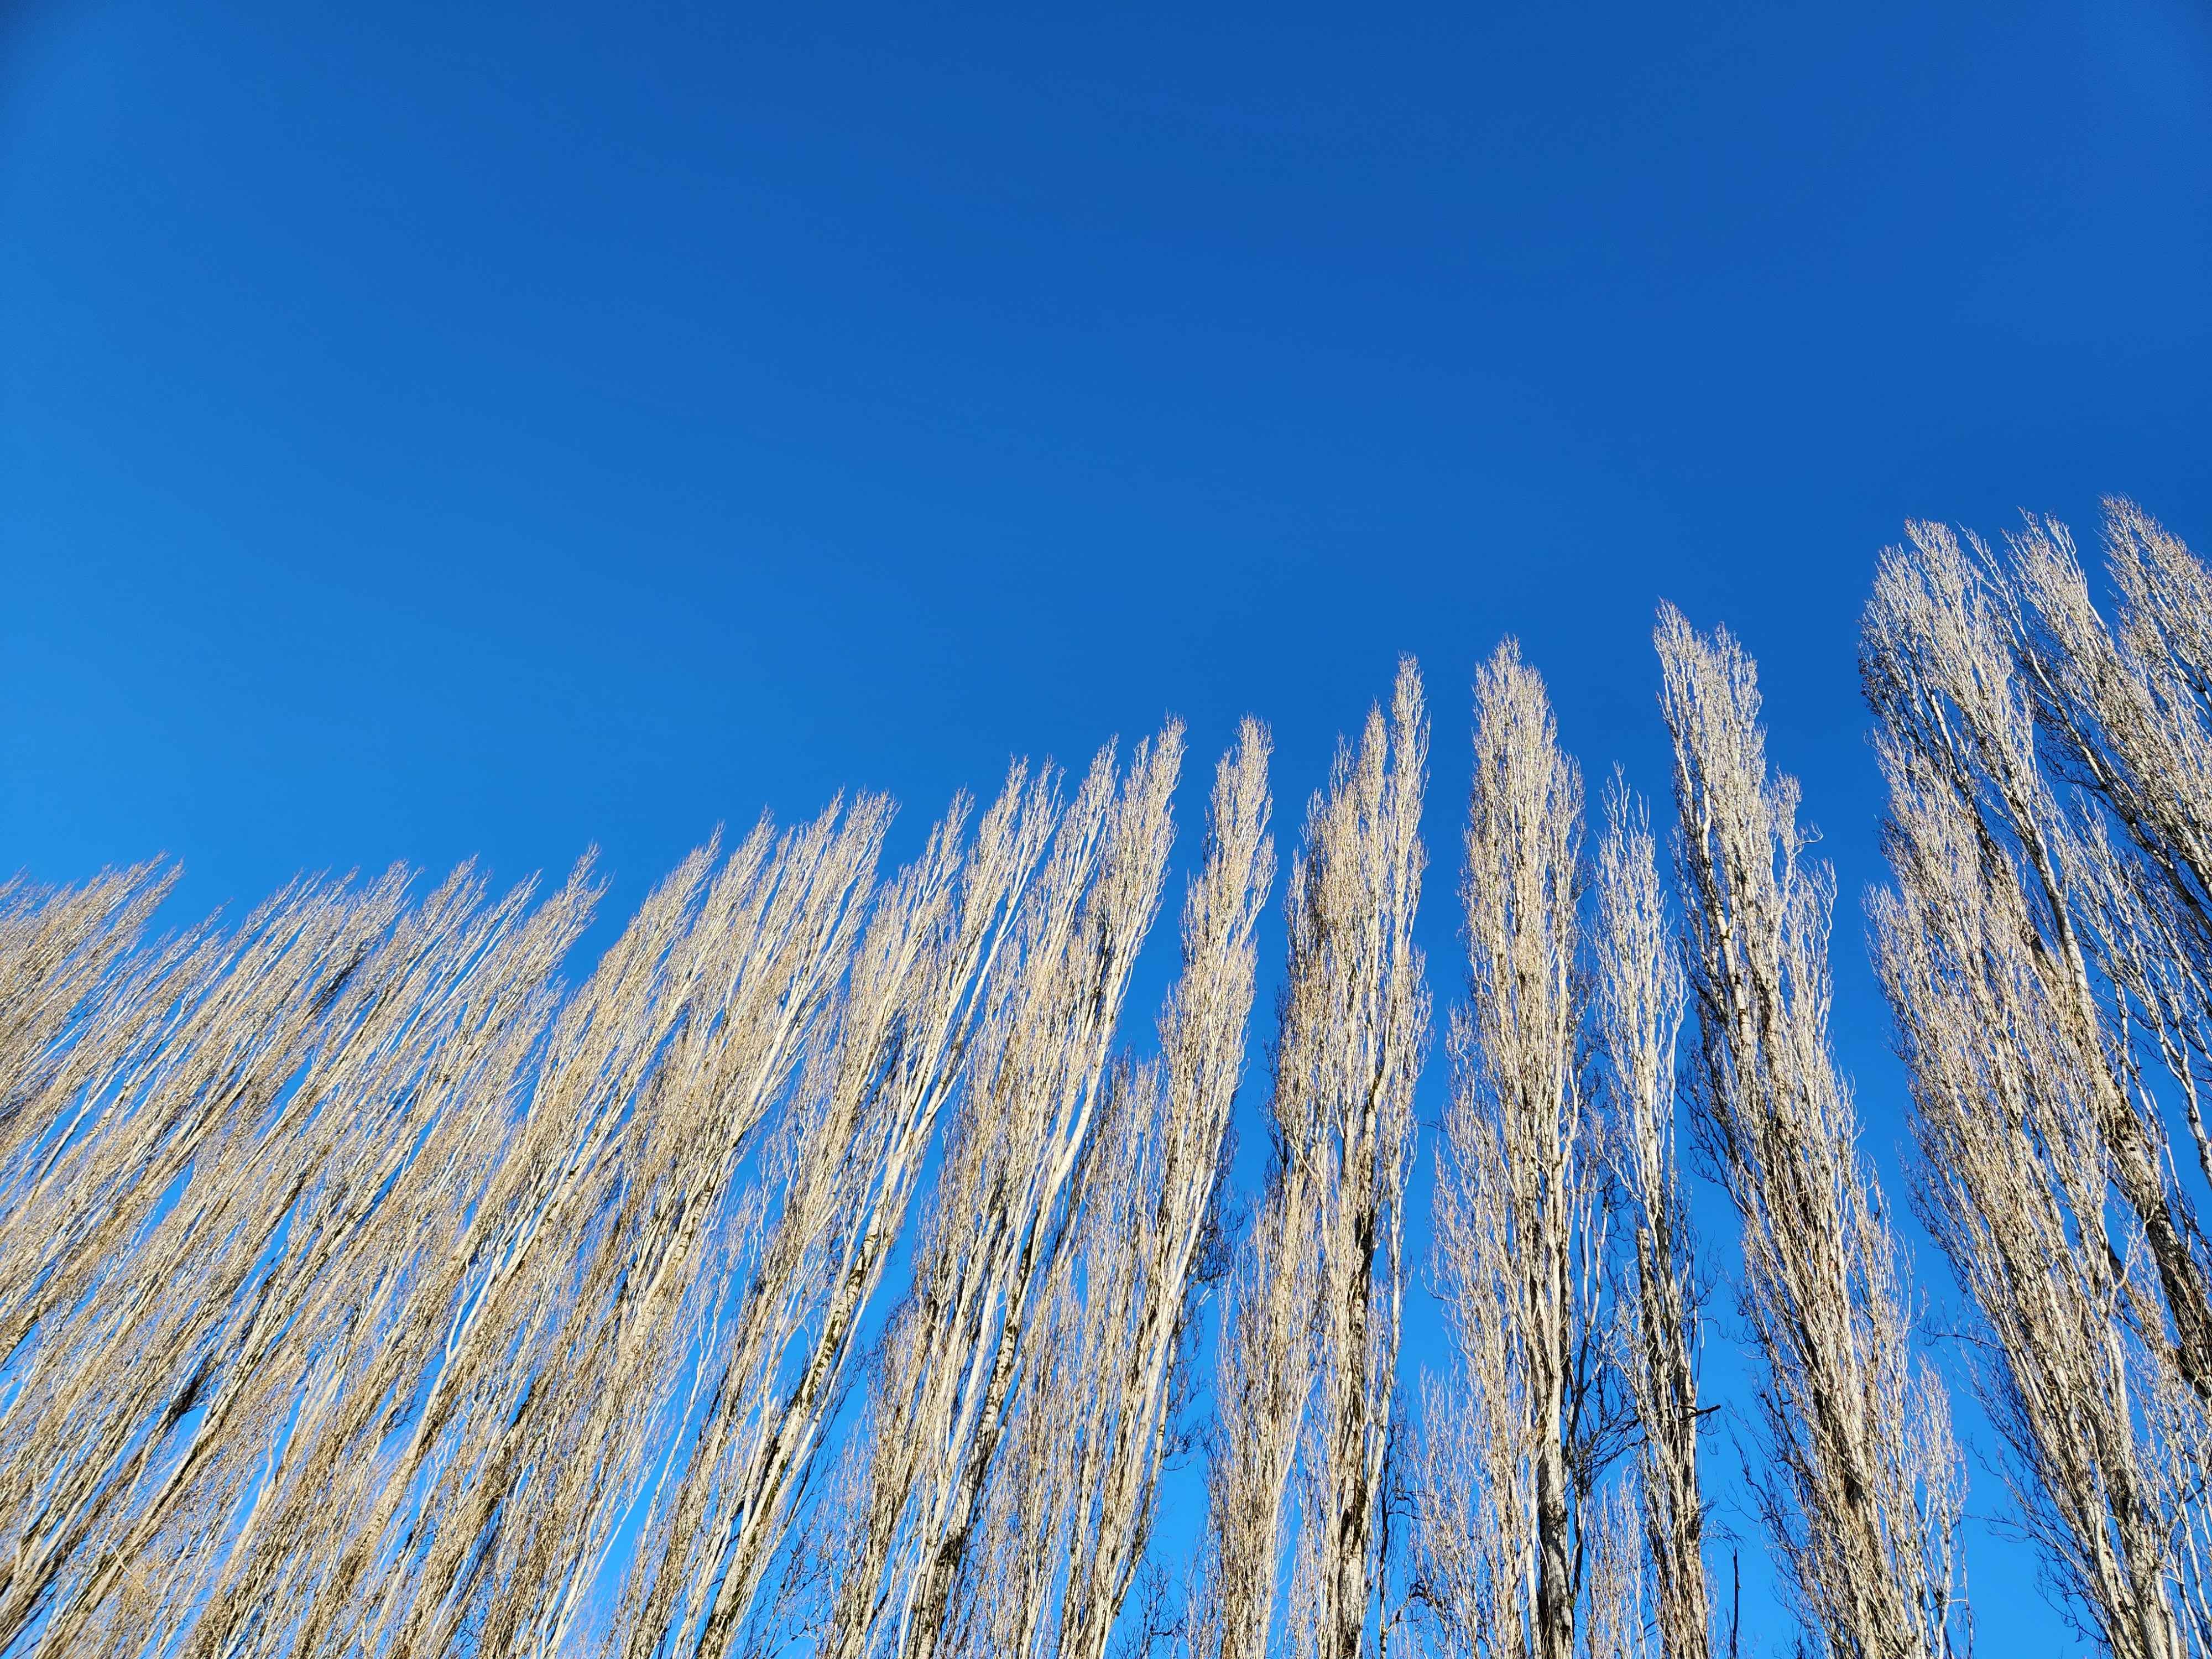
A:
[5,2,2210,1651]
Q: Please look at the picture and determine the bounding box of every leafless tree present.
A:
[1594,780,1709,1659]
[0,701,1275,1659]
[1042,721,1276,1659]
[0,860,177,1186]
[1197,660,1429,1659]
[1295,660,1428,1659]
[1863,503,2212,1657]
[1194,1135,1317,1659]
[823,728,1186,1659]
[1578,1483,1654,1659]
[17,570,2156,1659]
[1413,642,1616,1659]
[1415,646,1698,1659]
[1657,605,1961,1659]
[917,724,1275,1659]
[390,800,890,1659]
[1865,516,2212,1398]
[1873,745,2191,1659]
[613,762,1060,1659]
[0,857,603,1657]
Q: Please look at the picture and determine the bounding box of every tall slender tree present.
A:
[928,722,1276,1659]
[1657,606,1961,1659]
[827,728,1184,1659]
[1198,660,1428,1659]
[1864,504,2212,1657]
[617,762,1060,1659]
[36,545,2212,1658]
[1415,643,1617,1659]
[1593,782,1708,1659]
[1414,648,1701,1659]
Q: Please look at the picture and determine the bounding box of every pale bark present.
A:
[1416,642,1610,1659]
[1864,503,2212,1657]
[826,729,1185,1659]
[1047,722,1275,1659]
[1415,648,1667,1659]
[1593,784,1708,1659]
[1658,605,1961,1659]
[1865,517,2212,1397]
[620,764,1060,1659]
[1197,661,1428,1659]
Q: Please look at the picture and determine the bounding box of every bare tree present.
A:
[612,762,1060,1659]
[1873,744,2189,1659]
[1415,642,1616,1659]
[0,860,177,1186]
[1297,660,1428,1659]
[1594,780,1709,1659]
[1046,721,1276,1659]
[179,805,881,1659]
[1863,504,2212,1658]
[400,800,891,1659]
[1194,1137,1318,1659]
[921,724,1274,1659]
[1578,1483,1655,1659]
[2,578,2117,1659]
[1864,516,2212,1398]
[825,728,1185,1659]
[0,858,604,1657]
[1414,646,1694,1659]
[2013,502,2212,1016]
[201,844,731,1659]
[0,865,429,1649]
[1198,660,1428,1659]
[1656,605,1961,1659]
[0,702,1262,1659]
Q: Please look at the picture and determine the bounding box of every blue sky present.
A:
[4,1,2210,1651]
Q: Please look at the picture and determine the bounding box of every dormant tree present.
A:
[1296,660,1428,1659]
[1865,515,2212,1396]
[1864,505,2212,1657]
[1414,641,1618,1659]
[38,555,2212,1658]
[0,859,602,1657]
[826,728,1185,1659]
[6,868,471,1647]
[1194,1134,1316,1659]
[615,763,1059,1659]
[0,859,176,1186]
[312,809,883,1659]
[932,723,1276,1659]
[1415,646,1703,1659]
[1998,505,2212,1387]
[1656,605,1961,1659]
[1592,784,1708,1659]
[1044,722,1275,1659]
[176,806,884,1659]
[1872,751,2190,1659]
[436,804,890,1659]
[2015,502,2212,1024]
[204,844,739,1659]
[1578,1486,1655,1659]
[1198,660,1428,1659]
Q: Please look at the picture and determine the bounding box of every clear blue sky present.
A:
[4,2,2209,1651]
